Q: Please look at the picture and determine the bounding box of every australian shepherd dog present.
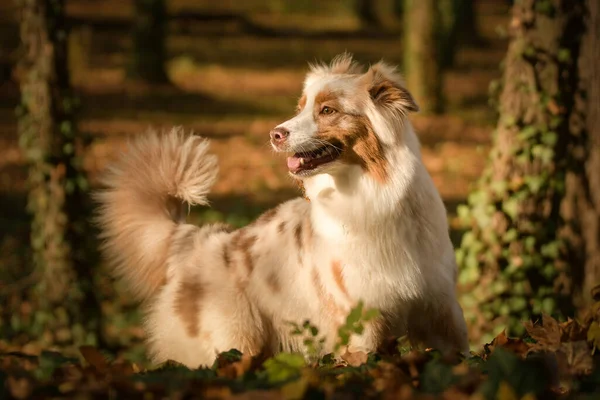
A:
[96,53,469,368]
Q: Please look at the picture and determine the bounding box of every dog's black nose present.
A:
[270,127,289,143]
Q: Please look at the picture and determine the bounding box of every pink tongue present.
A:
[287,156,302,172]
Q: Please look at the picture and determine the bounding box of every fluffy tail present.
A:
[95,128,218,300]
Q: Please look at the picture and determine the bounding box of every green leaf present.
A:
[36,351,79,380]
[502,198,520,220]
[479,348,548,399]
[490,180,508,196]
[557,48,571,63]
[263,352,305,384]
[346,301,364,326]
[518,126,538,141]
[215,348,243,365]
[541,297,556,314]
[363,308,380,321]
[420,359,457,394]
[540,242,560,259]
[541,131,558,146]
[503,229,518,243]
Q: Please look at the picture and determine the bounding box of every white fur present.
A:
[96,55,470,368]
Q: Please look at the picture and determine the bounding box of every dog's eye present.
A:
[321,106,335,115]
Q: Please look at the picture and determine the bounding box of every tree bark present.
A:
[439,0,482,68]
[13,0,101,348]
[403,0,443,114]
[356,0,396,30]
[563,0,600,307]
[456,0,480,45]
[129,0,168,83]
[456,0,586,345]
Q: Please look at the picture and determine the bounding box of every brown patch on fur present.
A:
[277,221,286,234]
[295,180,310,201]
[256,207,278,225]
[222,243,232,268]
[266,272,281,293]
[296,95,307,114]
[294,222,303,265]
[210,223,234,234]
[313,93,389,182]
[174,280,203,337]
[331,260,350,300]
[312,267,344,323]
[314,89,342,109]
[350,118,388,182]
[232,231,258,274]
[366,64,419,113]
[171,225,199,259]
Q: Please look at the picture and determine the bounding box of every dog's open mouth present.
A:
[287,142,343,174]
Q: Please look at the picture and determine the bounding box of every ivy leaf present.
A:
[502,198,520,220]
[479,348,548,400]
[420,358,456,394]
[587,321,600,353]
[263,353,305,384]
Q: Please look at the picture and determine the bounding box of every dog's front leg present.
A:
[342,317,386,357]
[407,296,470,357]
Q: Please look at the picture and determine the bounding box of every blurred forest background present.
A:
[0,0,598,370]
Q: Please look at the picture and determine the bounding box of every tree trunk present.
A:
[439,0,481,68]
[456,0,480,45]
[438,0,458,68]
[403,0,443,114]
[14,0,101,349]
[356,0,396,30]
[129,0,168,83]
[563,0,600,308]
[456,0,586,345]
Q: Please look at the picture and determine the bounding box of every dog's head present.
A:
[270,53,419,183]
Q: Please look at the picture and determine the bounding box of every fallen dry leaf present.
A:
[79,345,109,374]
[559,318,588,342]
[7,376,33,399]
[484,330,530,357]
[217,352,254,379]
[523,314,561,352]
[557,341,594,376]
[341,349,369,367]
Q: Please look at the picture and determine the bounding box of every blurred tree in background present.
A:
[6,0,101,350]
[439,0,481,68]
[457,0,595,345]
[563,0,600,309]
[403,0,443,114]
[356,0,396,30]
[455,0,481,46]
[129,0,168,83]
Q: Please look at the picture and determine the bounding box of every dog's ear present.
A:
[361,62,419,113]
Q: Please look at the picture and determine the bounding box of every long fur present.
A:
[96,54,469,368]
[95,129,218,300]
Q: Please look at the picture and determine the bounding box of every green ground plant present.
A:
[4,297,600,399]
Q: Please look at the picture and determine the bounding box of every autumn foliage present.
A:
[3,291,600,399]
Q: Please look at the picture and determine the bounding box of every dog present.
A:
[96,53,469,368]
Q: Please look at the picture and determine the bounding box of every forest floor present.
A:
[0,0,509,362]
